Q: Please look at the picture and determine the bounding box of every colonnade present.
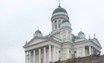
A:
[83,46,94,57]
[25,45,56,63]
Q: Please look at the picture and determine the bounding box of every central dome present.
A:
[52,6,67,14]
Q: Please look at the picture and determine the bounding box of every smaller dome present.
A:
[34,29,43,37]
[78,31,84,35]
[35,30,42,34]
[78,31,85,38]
[52,6,67,14]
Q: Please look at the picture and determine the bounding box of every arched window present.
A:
[54,20,57,29]
[54,20,57,23]
[58,20,61,28]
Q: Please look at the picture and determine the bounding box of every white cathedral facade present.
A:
[23,5,102,63]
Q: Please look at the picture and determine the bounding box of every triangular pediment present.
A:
[93,39,102,48]
[24,37,48,47]
[23,36,62,48]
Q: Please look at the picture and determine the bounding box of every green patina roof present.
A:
[53,6,67,14]
[35,30,42,34]
[78,31,85,36]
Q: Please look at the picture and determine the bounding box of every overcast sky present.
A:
[0,0,104,63]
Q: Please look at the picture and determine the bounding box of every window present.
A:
[54,20,57,29]
[69,51,71,53]
[59,51,60,53]
[59,24,60,28]
[74,51,76,53]
[55,24,57,29]
[54,20,57,23]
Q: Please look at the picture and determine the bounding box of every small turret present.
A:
[34,29,43,37]
[78,31,85,38]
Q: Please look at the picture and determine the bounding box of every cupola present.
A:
[52,6,67,15]
[34,29,43,37]
[78,31,85,38]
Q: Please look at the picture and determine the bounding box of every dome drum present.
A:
[51,14,69,22]
[51,6,69,23]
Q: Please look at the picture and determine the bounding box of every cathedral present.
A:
[23,3,102,63]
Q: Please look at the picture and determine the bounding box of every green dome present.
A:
[78,31,85,38]
[35,30,42,34]
[78,31,85,36]
[52,6,67,14]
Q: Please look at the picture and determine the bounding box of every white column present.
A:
[49,45,52,62]
[29,51,31,63]
[53,46,56,62]
[89,46,92,55]
[27,52,29,63]
[33,50,35,63]
[67,49,69,59]
[83,47,85,57]
[39,48,41,63]
[92,47,94,55]
[44,47,46,63]
[25,51,27,63]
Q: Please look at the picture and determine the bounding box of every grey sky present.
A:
[0,0,104,63]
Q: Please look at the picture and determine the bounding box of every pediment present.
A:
[24,37,48,47]
[23,36,62,48]
[92,39,102,48]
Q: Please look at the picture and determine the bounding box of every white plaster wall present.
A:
[56,47,59,61]
[60,48,68,60]
[76,47,83,57]
[66,48,69,59]
[69,49,72,59]
[85,48,89,56]
[54,33,61,40]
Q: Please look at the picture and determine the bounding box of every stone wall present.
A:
[53,55,104,63]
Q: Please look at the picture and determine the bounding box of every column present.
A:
[83,47,85,57]
[92,48,94,55]
[92,47,94,55]
[89,46,92,55]
[44,47,46,63]
[25,51,27,63]
[39,48,41,63]
[53,46,56,62]
[67,49,69,59]
[49,45,52,62]
[27,52,29,63]
[29,51,31,63]
[33,50,35,63]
